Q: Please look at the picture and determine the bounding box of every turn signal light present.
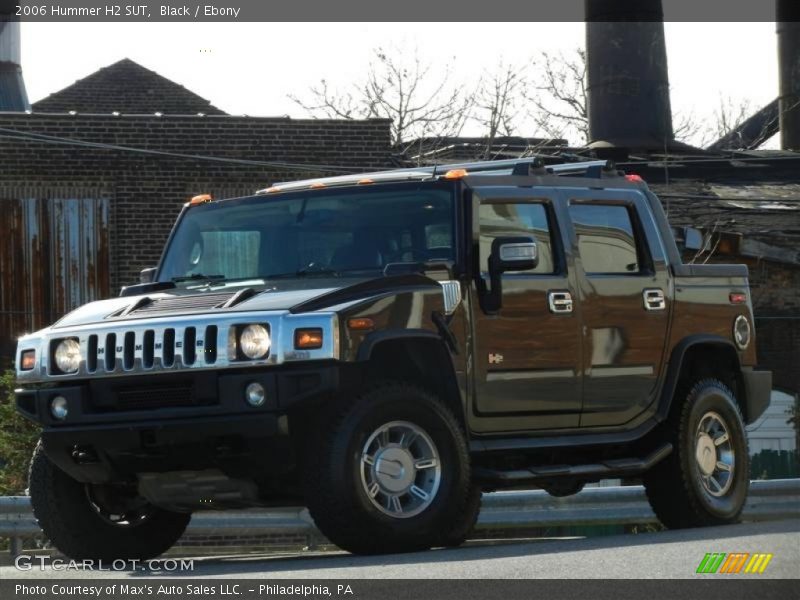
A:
[20,350,35,370]
[358,178,374,185]
[310,182,326,189]
[347,317,375,331]
[729,293,747,304]
[294,328,323,349]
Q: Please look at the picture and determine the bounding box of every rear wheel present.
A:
[305,382,474,554]
[643,378,749,528]
[29,442,191,560]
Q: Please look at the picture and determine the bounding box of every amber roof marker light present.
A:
[189,193,213,206]
[443,169,468,180]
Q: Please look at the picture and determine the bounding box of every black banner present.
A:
[3,579,800,600]
[0,0,791,23]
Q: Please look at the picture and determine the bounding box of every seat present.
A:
[329,229,383,271]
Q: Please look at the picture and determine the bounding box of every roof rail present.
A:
[257,158,620,195]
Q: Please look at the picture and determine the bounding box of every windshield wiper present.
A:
[171,274,226,283]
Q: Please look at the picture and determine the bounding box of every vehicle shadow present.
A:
[132,518,800,578]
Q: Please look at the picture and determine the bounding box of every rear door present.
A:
[563,189,671,427]
[470,187,582,432]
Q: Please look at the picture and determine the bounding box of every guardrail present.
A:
[2,479,798,558]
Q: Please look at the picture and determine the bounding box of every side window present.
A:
[569,204,640,274]
[479,202,556,274]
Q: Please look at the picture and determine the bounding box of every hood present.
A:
[50,274,441,330]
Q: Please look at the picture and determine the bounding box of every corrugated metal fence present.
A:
[0,190,110,361]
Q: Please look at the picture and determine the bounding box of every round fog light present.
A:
[245,382,266,407]
[50,396,69,420]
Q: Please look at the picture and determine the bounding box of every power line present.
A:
[0,127,371,174]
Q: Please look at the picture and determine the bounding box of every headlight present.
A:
[239,324,270,359]
[54,338,81,373]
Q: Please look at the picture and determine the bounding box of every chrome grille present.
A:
[19,311,340,382]
[80,324,220,375]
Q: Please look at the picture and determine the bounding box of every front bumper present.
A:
[17,364,339,483]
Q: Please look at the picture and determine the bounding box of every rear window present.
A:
[569,204,640,274]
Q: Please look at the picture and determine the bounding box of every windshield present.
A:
[158,182,456,285]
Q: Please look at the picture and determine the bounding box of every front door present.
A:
[470,189,582,432]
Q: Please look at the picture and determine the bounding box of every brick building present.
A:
[0,58,797,414]
[0,58,392,359]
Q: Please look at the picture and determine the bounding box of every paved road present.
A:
[4,519,798,579]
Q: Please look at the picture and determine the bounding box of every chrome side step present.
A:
[473,443,672,485]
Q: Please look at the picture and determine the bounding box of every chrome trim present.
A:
[733,314,751,350]
[16,311,339,383]
[438,280,462,316]
[498,242,537,263]
[643,288,666,311]
[548,290,573,314]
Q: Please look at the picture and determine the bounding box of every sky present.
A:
[19,22,780,146]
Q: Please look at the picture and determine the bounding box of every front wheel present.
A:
[643,378,749,529]
[29,442,191,560]
[305,383,475,554]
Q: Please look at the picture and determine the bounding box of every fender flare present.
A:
[657,334,744,420]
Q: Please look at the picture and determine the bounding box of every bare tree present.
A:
[674,96,755,148]
[527,49,589,145]
[289,46,471,147]
[473,61,529,157]
[527,49,757,151]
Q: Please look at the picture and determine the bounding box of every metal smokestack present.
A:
[585,0,674,154]
[0,17,30,111]
[777,0,800,150]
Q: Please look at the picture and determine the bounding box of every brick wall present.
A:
[0,113,392,293]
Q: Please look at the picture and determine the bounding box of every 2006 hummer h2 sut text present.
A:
[15,159,772,559]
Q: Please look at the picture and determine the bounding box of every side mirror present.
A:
[140,267,157,284]
[490,237,539,273]
[480,236,538,315]
[683,227,704,252]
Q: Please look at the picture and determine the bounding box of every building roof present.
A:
[32,58,227,115]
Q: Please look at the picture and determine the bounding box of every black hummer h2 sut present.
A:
[15,159,772,559]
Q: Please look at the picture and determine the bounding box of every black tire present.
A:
[438,484,482,547]
[643,378,749,529]
[305,382,473,554]
[29,441,191,561]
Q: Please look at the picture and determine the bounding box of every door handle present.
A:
[548,291,573,314]
[643,288,666,311]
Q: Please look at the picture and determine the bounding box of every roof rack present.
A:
[256,158,622,195]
